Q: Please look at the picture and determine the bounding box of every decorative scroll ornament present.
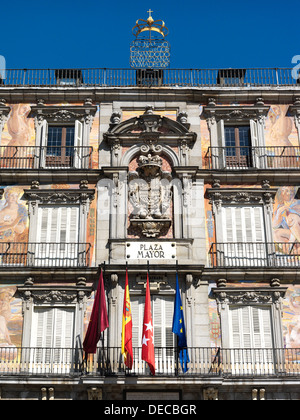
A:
[128,146,172,238]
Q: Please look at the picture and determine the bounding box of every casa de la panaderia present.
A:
[0,11,299,401]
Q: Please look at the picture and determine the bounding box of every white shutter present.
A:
[217,120,226,168]
[36,205,79,266]
[39,119,48,168]
[222,206,265,243]
[131,296,144,348]
[229,306,273,349]
[165,297,174,348]
[222,206,265,266]
[74,120,83,168]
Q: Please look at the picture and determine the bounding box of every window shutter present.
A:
[153,297,162,348]
[229,306,273,349]
[36,206,79,266]
[217,120,225,168]
[131,296,144,348]
[40,119,48,168]
[74,120,83,168]
[165,297,175,348]
[32,307,75,348]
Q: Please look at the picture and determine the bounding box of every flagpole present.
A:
[175,260,179,376]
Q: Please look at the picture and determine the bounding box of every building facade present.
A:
[0,67,299,400]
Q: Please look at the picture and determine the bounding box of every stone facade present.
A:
[0,71,299,400]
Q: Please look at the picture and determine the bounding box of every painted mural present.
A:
[0,286,23,348]
[0,103,100,169]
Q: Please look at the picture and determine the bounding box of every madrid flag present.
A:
[122,268,133,369]
[141,273,155,375]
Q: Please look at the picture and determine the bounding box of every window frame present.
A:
[16,284,92,353]
[203,102,270,170]
[23,186,95,267]
[213,286,287,350]
[29,104,97,169]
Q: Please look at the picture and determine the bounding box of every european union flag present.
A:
[172,273,190,373]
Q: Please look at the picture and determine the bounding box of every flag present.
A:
[142,272,155,375]
[83,269,109,354]
[122,268,133,369]
[172,273,190,373]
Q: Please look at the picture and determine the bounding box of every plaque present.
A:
[126,242,176,260]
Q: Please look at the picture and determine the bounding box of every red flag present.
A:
[122,268,133,369]
[83,270,109,354]
[142,273,155,375]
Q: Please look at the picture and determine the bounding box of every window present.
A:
[229,305,273,349]
[131,295,175,374]
[40,120,83,168]
[228,305,274,375]
[30,306,75,373]
[203,102,270,169]
[35,205,80,267]
[221,205,266,267]
[213,286,287,376]
[24,186,95,268]
[207,188,277,269]
[224,125,252,168]
[46,126,75,166]
[29,103,97,169]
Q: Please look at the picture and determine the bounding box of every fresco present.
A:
[1,103,99,169]
[0,186,28,243]
[0,286,23,348]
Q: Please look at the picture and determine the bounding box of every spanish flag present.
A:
[122,268,133,369]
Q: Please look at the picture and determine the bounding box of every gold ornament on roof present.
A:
[132,9,169,39]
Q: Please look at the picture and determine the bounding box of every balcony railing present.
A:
[205,146,300,170]
[0,68,299,88]
[0,242,91,267]
[0,347,299,378]
[0,146,93,170]
[209,242,300,268]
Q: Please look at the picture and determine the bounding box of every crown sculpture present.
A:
[132,9,169,39]
[130,10,170,69]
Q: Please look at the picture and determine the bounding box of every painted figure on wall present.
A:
[283,287,300,348]
[1,104,32,166]
[0,187,28,243]
[272,186,300,253]
[6,104,31,148]
[266,105,298,168]
[0,288,17,348]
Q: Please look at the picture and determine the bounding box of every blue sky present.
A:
[1,0,298,69]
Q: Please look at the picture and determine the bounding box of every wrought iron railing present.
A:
[205,146,300,170]
[0,146,93,169]
[0,347,299,377]
[209,242,300,268]
[0,68,299,87]
[0,242,91,267]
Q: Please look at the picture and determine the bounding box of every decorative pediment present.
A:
[104,107,196,146]
[213,287,287,312]
[206,187,277,213]
[202,103,270,124]
[23,182,95,215]
[29,104,98,126]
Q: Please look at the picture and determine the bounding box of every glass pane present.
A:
[224,127,236,156]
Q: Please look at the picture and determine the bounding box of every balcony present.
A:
[0,347,299,378]
[0,242,91,268]
[205,146,300,170]
[0,68,299,88]
[209,242,300,268]
[0,146,93,170]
